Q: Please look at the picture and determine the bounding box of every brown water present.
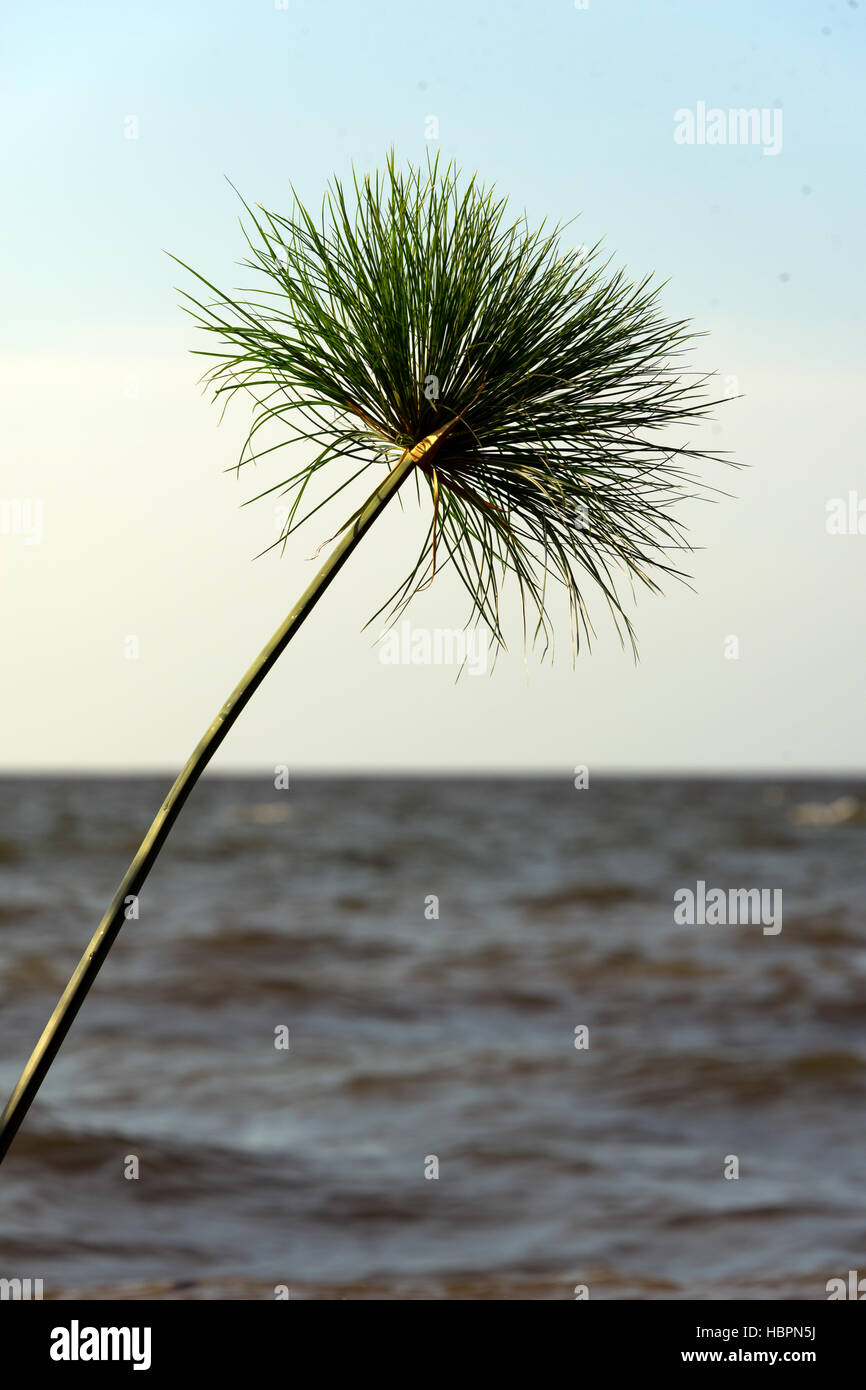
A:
[1,776,865,1300]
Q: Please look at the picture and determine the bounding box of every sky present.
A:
[1,0,864,773]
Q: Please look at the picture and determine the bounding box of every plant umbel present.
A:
[0,152,726,1163]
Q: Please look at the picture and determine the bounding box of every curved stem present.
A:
[0,419,456,1164]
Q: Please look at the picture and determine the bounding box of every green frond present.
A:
[173,148,731,655]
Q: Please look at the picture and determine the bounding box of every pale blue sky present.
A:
[2,0,865,770]
[2,1,863,359]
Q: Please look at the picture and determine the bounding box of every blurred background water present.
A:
[0,775,864,1300]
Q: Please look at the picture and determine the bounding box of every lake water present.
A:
[1,775,864,1300]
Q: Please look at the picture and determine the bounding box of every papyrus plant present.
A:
[0,152,724,1162]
